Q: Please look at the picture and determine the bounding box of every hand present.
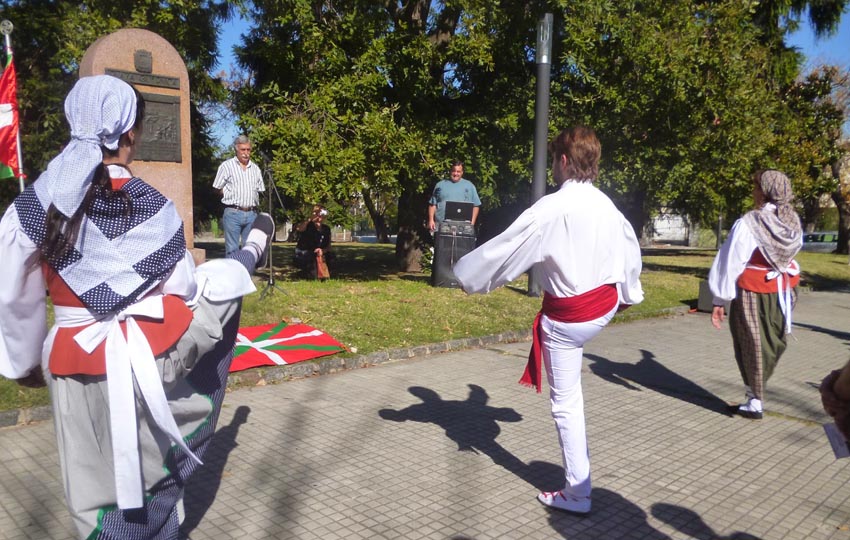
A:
[314,248,323,257]
[16,366,46,388]
[711,305,725,329]
[428,219,436,232]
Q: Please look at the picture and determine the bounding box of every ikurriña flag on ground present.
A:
[0,48,20,180]
[229,321,348,372]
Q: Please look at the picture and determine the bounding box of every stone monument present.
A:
[79,28,204,262]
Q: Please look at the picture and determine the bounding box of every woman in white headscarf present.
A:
[708,169,803,420]
[0,75,273,539]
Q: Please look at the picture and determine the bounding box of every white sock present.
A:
[740,397,763,412]
[244,229,268,259]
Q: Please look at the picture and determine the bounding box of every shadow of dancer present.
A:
[179,406,251,539]
[379,385,564,491]
[547,488,673,539]
[587,349,733,416]
[652,502,762,540]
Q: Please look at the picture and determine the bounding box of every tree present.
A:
[770,67,843,231]
[549,0,781,237]
[231,0,847,265]
[1,0,234,230]
[827,68,850,255]
[832,144,850,255]
[234,1,541,270]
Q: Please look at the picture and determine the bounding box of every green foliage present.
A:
[1,0,235,225]
[234,1,541,270]
[552,0,780,231]
[231,0,848,259]
[769,67,845,228]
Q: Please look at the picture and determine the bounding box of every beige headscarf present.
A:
[743,170,802,272]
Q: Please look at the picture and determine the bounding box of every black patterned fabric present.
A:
[14,178,185,314]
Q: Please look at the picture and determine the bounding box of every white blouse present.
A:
[707,211,802,305]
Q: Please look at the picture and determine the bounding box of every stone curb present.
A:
[224,329,533,389]
[0,305,695,429]
[0,330,532,430]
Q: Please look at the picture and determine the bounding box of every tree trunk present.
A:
[395,177,431,272]
[831,153,850,256]
[832,153,850,255]
[362,190,390,243]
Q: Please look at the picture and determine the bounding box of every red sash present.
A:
[520,284,618,392]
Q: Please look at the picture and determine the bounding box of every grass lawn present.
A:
[2,242,848,412]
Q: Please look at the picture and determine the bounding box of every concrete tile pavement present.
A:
[0,290,848,539]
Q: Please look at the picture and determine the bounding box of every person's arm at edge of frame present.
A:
[428,204,437,232]
[821,359,850,440]
[0,205,49,388]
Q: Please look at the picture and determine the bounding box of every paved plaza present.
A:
[0,290,849,539]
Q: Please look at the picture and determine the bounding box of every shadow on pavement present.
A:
[378,384,563,491]
[586,349,733,417]
[546,490,763,539]
[179,405,251,539]
[652,502,762,539]
[547,488,672,539]
[793,321,850,343]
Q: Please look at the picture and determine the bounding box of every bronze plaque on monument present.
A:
[137,92,181,163]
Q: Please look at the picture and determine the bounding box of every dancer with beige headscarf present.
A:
[708,170,803,419]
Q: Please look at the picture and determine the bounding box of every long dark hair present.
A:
[41,87,145,263]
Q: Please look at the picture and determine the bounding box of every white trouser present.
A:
[541,306,617,498]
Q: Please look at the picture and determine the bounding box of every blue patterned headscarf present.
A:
[15,75,185,314]
[33,75,137,219]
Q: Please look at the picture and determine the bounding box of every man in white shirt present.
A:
[454,126,643,516]
[213,135,266,255]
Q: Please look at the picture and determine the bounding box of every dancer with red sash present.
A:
[708,169,802,420]
[453,126,643,516]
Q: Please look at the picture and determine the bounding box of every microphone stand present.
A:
[259,155,288,299]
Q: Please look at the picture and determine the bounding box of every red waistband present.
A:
[542,284,619,323]
[521,284,619,393]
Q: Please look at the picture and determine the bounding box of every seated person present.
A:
[294,204,335,277]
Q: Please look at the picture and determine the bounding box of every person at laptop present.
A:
[427,160,482,231]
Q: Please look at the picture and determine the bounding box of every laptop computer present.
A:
[444,201,474,222]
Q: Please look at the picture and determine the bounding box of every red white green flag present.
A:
[0,49,20,180]
[229,322,347,372]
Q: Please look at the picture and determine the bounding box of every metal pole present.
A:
[527,13,552,297]
[1,21,23,193]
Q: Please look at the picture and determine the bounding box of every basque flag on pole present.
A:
[0,48,19,180]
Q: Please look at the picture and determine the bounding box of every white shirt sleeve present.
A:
[453,207,542,294]
[708,219,758,304]
[0,205,48,379]
[619,215,645,305]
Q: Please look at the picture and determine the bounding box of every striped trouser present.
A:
[728,288,796,401]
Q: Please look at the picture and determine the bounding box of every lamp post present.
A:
[528,13,552,297]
